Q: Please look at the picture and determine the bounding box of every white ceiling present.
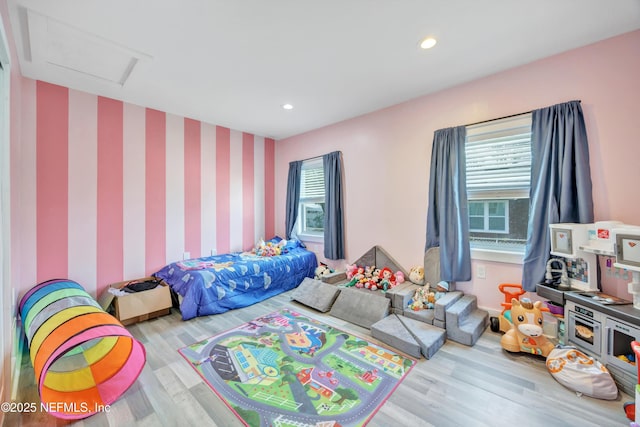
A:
[6,0,640,140]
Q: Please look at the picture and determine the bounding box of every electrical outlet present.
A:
[211,249,217,256]
[476,264,486,279]
[183,252,190,260]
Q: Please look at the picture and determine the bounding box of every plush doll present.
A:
[346,264,358,280]
[409,266,425,285]
[434,281,449,299]
[379,267,396,291]
[395,271,405,285]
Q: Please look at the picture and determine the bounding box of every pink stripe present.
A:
[216,126,231,254]
[145,109,166,274]
[242,133,255,250]
[97,97,124,288]
[264,138,275,239]
[36,81,69,282]
[184,118,202,258]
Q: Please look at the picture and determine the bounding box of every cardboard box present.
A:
[104,277,172,325]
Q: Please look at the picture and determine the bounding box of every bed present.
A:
[153,237,317,320]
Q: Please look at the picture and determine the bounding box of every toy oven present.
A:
[605,317,640,381]
[565,300,603,359]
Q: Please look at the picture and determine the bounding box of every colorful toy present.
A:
[18,279,146,419]
[490,283,527,333]
[500,298,555,357]
[624,341,640,421]
[254,238,287,257]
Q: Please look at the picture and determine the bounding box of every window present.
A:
[469,200,508,233]
[298,158,325,240]
[465,113,532,252]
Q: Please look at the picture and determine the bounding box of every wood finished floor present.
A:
[7,290,633,427]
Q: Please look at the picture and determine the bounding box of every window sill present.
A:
[298,233,324,244]
[471,248,524,265]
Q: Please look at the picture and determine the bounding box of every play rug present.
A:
[179,308,416,427]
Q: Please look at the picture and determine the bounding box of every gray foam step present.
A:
[371,315,422,359]
[385,282,419,309]
[403,308,435,325]
[329,287,390,329]
[434,291,464,323]
[291,277,341,313]
[445,294,489,346]
[447,310,488,346]
[397,315,446,359]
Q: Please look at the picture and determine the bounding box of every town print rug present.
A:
[179,308,415,427]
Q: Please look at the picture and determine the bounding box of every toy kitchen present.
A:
[537,221,640,395]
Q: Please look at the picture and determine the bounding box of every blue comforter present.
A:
[153,242,317,320]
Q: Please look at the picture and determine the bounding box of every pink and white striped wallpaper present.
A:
[15,79,275,298]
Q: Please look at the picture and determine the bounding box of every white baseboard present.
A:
[10,316,23,401]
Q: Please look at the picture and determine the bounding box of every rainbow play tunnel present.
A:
[19,279,146,419]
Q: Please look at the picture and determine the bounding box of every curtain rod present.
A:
[297,150,342,163]
[464,100,581,128]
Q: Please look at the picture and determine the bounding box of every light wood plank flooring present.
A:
[7,290,633,427]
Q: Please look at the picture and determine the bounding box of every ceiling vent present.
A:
[26,8,151,86]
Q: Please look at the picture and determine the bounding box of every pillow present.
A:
[546,346,618,400]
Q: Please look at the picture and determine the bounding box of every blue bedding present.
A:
[153,239,317,320]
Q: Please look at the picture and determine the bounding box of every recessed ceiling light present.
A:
[282,103,294,110]
[419,37,437,49]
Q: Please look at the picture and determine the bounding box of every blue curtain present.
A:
[522,100,594,291]
[285,161,302,239]
[426,126,471,282]
[323,151,345,260]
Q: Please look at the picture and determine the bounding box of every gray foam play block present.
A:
[397,315,446,359]
[291,277,341,313]
[434,291,463,323]
[353,246,409,278]
[424,246,447,289]
[403,308,435,325]
[329,287,390,329]
[386,282,419,309]
[321,271,347,284]
[371,315,422,359]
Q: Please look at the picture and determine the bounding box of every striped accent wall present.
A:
[16,80,275,298]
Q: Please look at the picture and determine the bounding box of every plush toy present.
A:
[379,267,396,291]
[395,271,405,285]
[409,266,425,285]
[346,264,358,280]
[314,264,333,280]
[435,281,449,299]
[254,238,286,257]
[500,298,555,357]
[408,286,431,311]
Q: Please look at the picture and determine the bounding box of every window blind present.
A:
[465,113,532,195]
[300,159,324,199]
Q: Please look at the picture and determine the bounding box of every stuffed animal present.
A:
[409,266,425,285]
[500,298,555,357]
[314,264,333,280]
[395,271,405,285]
[408,286,432,311]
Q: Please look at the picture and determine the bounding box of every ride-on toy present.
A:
[490,283,554,357]
[490,283,527,333]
